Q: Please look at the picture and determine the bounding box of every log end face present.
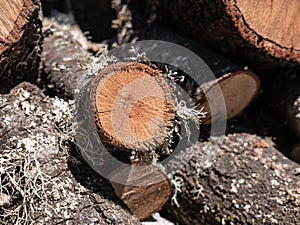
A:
[92,62,175,151]
[199,71,260,124]
[232,0,300,65]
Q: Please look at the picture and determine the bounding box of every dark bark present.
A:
[0,82,141,224]
[135,23,243,78]
[41,18,98,99]
[164,133,300,225]
[0,0,42,93]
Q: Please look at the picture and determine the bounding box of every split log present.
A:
[164,133,300,225]
[142,0,300,68]
[42,19,173,220]
[0,82,140,224]
[0,0,42,93]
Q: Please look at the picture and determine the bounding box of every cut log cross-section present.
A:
[0,0,42,93]
[90,62,175,157]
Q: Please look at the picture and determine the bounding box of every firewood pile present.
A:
[0,0,299,224]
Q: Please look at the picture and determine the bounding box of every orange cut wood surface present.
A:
[93,62,175,150]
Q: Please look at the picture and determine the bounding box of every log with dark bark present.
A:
[90,62,175,220]
[141,0,300,69]
[42,18,173,220]
[0,82,141,224]
[0,0,42,93]
[164,133,300,225]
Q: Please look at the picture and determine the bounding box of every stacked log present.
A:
[142,0,300,69]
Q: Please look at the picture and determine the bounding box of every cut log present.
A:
[164,133,300,225]
[0,82,141,224]
[42,18,173,220]
[0,0,42,93]
[197,71,260,124]
[143,0,300,68]
[90,62,175,220]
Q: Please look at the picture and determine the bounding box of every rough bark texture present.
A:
[0,0,42,93]
[142,0,300,69]
[41,19,98,99]
[164,133,300,225]
[0,82,140,224]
